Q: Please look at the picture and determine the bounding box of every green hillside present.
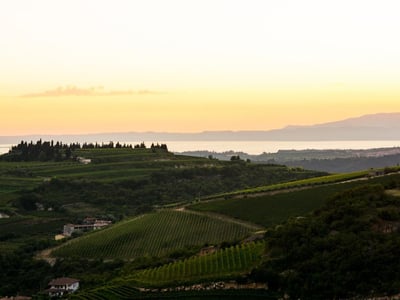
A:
[190,173,400,227]
[71,286,275,300]
[5,144,399,298]
[0,147,322,209]
[130,241,265,286]
[251,183,400,299]
[0,146,322,254]
[52,210,258,260]
[204,170,374,200]
[70,242,268,299]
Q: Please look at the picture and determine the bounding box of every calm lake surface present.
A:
[2,141,400,155]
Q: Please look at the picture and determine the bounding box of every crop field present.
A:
[0,149,221,210]
[0,147,324,187]
[73,148,209,166]
[191,173,400,227]
[0,176,42,188]
[0,149,211,184]
[205,170,370,199]
[0,147,323,253]
[130,241,265,286]
[0,161,59,195]
[52,210,256,260]
[0,148,325,205]
[70,285,142,300]
[71,286,275,300]
[70,242,268,299]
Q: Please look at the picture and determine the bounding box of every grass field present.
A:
[190,173,400,227]
[52,210,257,260]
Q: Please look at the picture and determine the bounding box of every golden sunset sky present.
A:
[1,0,400,135]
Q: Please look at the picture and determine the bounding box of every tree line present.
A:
[0,140,168,162]
[249,182,400,298]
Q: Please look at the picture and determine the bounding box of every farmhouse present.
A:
[46,277,79,297]
[63,219,112,236]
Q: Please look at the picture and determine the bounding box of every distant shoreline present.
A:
[1,140,400,156]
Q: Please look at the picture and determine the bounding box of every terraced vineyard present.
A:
[71,286,275,300]
[131,241,265,285]
[70,242,268,299]
[53,210,257,260]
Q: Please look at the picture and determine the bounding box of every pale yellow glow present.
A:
[1,0,400,135]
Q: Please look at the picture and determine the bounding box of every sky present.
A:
[1,0,400,135]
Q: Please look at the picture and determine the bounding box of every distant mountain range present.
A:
[1,112,400,144]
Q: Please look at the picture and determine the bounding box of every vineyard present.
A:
[0,147,322,256]
[70,242,268,299]
[52,210,256,260]
[130,241,265,285]
[190,173,400,227]
[204,170,370,199]
[71,286,275,300]
[0,148,215,186]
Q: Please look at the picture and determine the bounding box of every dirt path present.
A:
[35,244,63,266]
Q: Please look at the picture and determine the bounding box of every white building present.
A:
[47,277,79,297]
[63,219,112,236]
[76,157,91,164]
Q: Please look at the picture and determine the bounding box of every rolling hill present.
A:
[52,209,259,260]
[3,145,400,298]
[0,145,321,253]
[190,172,400,227]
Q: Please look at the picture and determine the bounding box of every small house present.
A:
[46,277,79,297]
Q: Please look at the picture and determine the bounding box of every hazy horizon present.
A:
[2,1,400,136]
[0,111,399,137]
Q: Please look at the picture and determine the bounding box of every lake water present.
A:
[0,144,13,155]
[2,140,400,155]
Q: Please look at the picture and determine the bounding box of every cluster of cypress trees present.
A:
[1,140,168,162]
